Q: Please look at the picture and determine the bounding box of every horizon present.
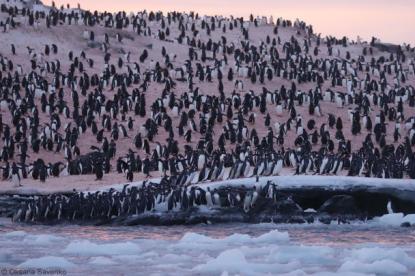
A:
[42,0,415,45]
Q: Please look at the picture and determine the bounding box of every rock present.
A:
[0,196,30,218]
[373,42,400,53]
[249,197,275,214]
[117,48,126,54]
[318,195,360,215]
[287,216,306,224]
[87,41,102,49]
[275,198,303,214]
[319,216,332,225]
[401,222,411,228]
[4,185,415,226]
[123,33,135,41]
[304,215,315,224]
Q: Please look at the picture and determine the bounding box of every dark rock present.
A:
[319,216,332,225]
[4,184,415,226]
[401,222,411,228]
[249,197,275,214]
[87,41,102,49]
[275,198,303,214]
[117,48,126,54]
[373,42,400,53]
[304,215,315,224]
[0,196,30,218]
[318,195,360,215]
[287,216,306,224]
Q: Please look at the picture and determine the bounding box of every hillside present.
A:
[0,0,414,193]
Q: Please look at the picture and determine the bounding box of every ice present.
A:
[278,270,308,276]
[3,231,65,245]
[180,232,216,244]
[372,213,415,226]
[403,214,415,224]
[338,259,408,275]
[23,234,65,245]
[89,257,117,265]
[179,229,288,246]
[4,231,27,237]
[18,256,75,268]
[194,248,300,274]
[375,213,405,226]
[63,240,141,256]
[252,229,290,243]
[1,224,414,275]
[267,245,335,264]
[193,249,248,273]
[345,247,415,268]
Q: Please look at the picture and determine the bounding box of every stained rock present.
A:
[318,195,360,215]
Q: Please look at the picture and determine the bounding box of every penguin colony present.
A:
[13,178,279,223]
[1,0,415,192]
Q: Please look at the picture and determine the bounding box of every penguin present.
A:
[95,161,103,180]
[387,200,394,214]
[11,162,22,187]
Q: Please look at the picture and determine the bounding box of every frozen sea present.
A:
[0,217,415,275]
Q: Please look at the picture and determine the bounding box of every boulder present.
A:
[318,195,360,215]
[275,198,303,214]
[87,41,102,49]
[400,222,411,228]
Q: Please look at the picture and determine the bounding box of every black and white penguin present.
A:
[11,162,22,187]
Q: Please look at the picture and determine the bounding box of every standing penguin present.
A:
[11,162,22,187]
[95,161,103,180]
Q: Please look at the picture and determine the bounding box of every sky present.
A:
[43,0,415,45]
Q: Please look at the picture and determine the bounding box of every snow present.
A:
[404,214,415,224]
[304,208,317,213]
[32,4,51,13]
[372,213,415,226]
[197,175,415,191]
[96,175,415,194]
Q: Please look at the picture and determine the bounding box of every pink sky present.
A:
[44,0,414,45]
